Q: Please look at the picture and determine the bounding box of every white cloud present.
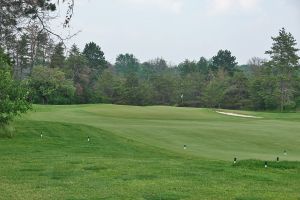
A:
[119,0,184,14]
[208,0,261,15]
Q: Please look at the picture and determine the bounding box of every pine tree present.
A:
[50,42,65,68]
[211,50,238,76]
[83,42,107,75]
[265,28,300,111]
[16,35,30,79]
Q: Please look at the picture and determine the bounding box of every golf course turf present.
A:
[0,104,299,199]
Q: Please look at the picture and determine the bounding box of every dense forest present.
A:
[0,1,299,114]
[1,28,300,111]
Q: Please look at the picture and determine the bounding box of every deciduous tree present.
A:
[0,48,31,129]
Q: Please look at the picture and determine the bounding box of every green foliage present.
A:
[76,42,108,103]
[212,49,238,75]
[222,72,251,109]
[15,34,30,79]
[201,75,226,108]
[95,69,116,103]
[266,28,299,68]
[265,28,300,111]
[0,49,31,127]
[249,66,280,110]
[65,44,88,81]
[34,33,52,67]
[115,53,140,75]
[2,29,300,111]
[178,59,199,76]
[178,72,205,107]
[50,42,65,68]
[29,66,75,104]
[140,58,168,80]
[197,56,210,75]
[178,57,210,76]
[122,72,143,105]
[83,42,107,74]
[0,48,11,66]
[65,44,94,103]
[150,73,178,105]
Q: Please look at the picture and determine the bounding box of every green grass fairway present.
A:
[1,104,300,199]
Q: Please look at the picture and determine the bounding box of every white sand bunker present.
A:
[216,111,263,119]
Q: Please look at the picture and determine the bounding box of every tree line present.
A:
[2,28,299,112]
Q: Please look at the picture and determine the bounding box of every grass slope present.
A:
[24,104,300,161]
[0,104,299,199]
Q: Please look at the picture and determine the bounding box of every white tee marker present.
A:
[183,145,187,150]
[88,136,90,142]
[40,132,43,139]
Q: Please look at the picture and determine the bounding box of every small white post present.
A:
[181,94,184,104]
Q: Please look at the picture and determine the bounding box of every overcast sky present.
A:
[54,0,300,65]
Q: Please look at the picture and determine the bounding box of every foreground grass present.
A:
[0,105,299,199]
